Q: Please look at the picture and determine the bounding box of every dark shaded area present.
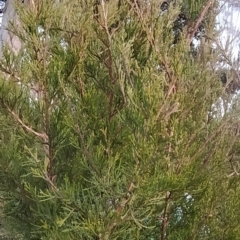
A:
[220,70,240,94]
[160,1,206,45]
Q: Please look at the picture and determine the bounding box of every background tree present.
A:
[0,0,240,239]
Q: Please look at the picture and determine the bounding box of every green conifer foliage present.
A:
[0,0,239,239]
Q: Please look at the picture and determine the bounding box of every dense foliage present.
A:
[0,0,240,239]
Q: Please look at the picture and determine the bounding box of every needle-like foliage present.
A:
[0,0,240,239]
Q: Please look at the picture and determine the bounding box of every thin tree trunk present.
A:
[0,0,22,58]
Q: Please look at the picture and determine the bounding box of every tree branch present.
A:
[186,0,213,44]
[160,191,171,240]
[3,102,48,142]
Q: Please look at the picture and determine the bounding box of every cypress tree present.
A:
[0,0,239,239]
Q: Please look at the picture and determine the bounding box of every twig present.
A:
[75,124,101,176]
[186,0,213,43]
[160,191,171,240]
[3,102,48,142]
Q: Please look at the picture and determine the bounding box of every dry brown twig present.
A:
[3,102,48,142]
[186,0,213,43]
